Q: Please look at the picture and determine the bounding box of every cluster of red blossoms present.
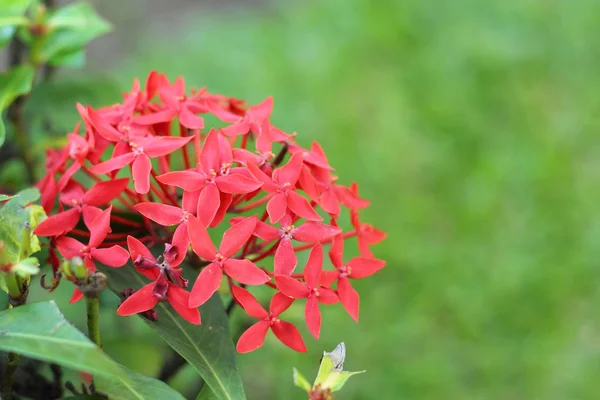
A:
[34,71,386,353]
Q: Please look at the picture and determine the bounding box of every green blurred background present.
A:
[6,0,600,398]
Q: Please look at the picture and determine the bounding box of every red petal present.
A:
[223,259,269,285]
[320,189,341,217]
[34,208,80,237]
[182,190,200,214]
[171,223,190,268]
[127,236,159,280]
[347,257,386,279]
[144,136,193,157]
[132,154,152,194]
[198,184,220,227]
[286,191,322,221]
[298,167,320,202]
[249,96,273,121]
[319,270,339,288]
[88,152,135,174]
[157,171,205,192]
[88,207,112,248]
[274,238,297,275]
[187,215,216,260]
[247,162,278,192]
[189,262,222,308]
[221,121,250,137]
[199,130,221,173]
[329,233,344,268]
[69,288,84,303]
[134,202,183,226]
[304,243,323,288]
[215,174,262,194]
[266,193,287,224]
[83,178,130,207]
[305,296,321,339]
[269,292,294,316]
[292,222,341,243]
[117,283,160,316]
[275,153,303,186]
[91,246,129,268]
[254,220,281,242]
[56,236,85,259]
[338,277,359,322]
[210,192,232,228]
[231,286,267,319]
[335,184,370,210]
[219,215,257,257]
[272,321,307,352]
[179,105,204,130]
[134,108,178,125]
[274,275,309,298]
[81,206,103,231]
[236,320,270,353]
[317,287,339,304]
[167,285,201,324]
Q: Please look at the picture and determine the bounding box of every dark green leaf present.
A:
[0,116,5,147]
[96,368,186,400]
[0,301,124,378]
[0,301,185,399]
[102,265,246,400]
[0,65,36,110]
[38,1,111,65]
[196,384,219,400]
[0,0,33,48]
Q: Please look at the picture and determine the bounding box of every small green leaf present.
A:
[0,187,45,266]
[102,264,246,400]
[0,194,16,202]
[313,343,364,393]
[0,116,4,147]
[293,368,311,392]
[13,256,39,277]
[0,65,36,110]
[49,47,85,68]
[196,384,218,400]
[37,1,111,65]
[0,0,34,48]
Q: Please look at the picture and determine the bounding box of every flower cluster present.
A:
[35,71,386,353]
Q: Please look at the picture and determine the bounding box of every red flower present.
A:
[250,215,341,275]
[275,243,338,339]
[116,236,200,324]
[35,178,129,237]
[234,287,306,353]
[157,130,262,227]
[218,96,273,137]
[88,135,193,193]
[187,215,270,307]
[321,233,386,322]
[349,183,387,258]
[248,153,322,223]
[55,206,129,271]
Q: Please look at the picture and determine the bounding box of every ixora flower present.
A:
[37,70,386,353]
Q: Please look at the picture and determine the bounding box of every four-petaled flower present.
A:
[275,243,339,339]
[187,215,270,307]
[234,287,306,353]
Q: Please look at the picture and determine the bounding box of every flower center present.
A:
[267,315,280,326]
[311,287,320,297]
[339,265,351,278]
[215,253,225,262]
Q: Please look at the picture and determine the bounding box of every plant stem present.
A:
[86,296,101,348]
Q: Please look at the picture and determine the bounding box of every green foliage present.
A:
[0,65,35,147]
[0,301,184,399]
[0,187,45,269]
[36,1,111,66]
[102,264,246,400]
[0,0,34,48]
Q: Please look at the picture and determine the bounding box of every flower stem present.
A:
[86,296,101,348]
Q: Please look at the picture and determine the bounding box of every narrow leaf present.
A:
[102,264,246,400]
[0,0,34,48]
[0,65,36,110]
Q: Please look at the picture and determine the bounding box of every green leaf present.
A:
[96,367,186,400]
[0,194,16,201]
[0,301,185,399]
[0,116,4,147]
[102,264,246,400]
[0,187,45,267]
[196,384,219,400]
[38,1,111,65]
[0,65,36,110]
[292,368,311,392]
[0,301,125,378]
[313,343,364,393]
[0,0,33,48]
[49,47,85,68]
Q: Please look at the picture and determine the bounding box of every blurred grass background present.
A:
[6,0,600,398]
